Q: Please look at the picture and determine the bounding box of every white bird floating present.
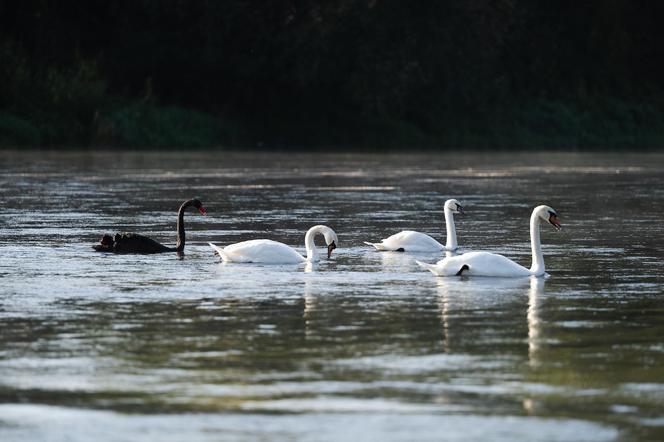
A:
[364,199,464,252]
[417,205,561,277]
[209,225,338,264]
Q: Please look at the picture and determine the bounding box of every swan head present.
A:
[445,199,464,215]
[190,198,207,215]
[305,225,338,259]
[535,205,561,231]
[322,228,339,259]
[92,234,115,251]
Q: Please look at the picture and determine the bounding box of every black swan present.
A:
[93,198,206,254]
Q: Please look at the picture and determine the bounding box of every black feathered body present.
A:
[92,198,204,254]
[114,233,173,253]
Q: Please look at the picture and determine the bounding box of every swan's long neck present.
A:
[304,225,329,262]
[529,211,544,275]
[175,200,191,252]
[304,226,322,261]
[444,207,457,250]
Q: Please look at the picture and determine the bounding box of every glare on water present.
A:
[1,150,663,441]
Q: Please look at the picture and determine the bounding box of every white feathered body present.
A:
[418,251,534,277]
[210,240,306,264]
[416,204,560,278]
[365,230,446,252]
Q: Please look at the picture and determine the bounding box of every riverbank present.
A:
[2,97,663,150]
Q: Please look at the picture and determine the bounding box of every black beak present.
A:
[456,205,464,215]
[327,241,337,259]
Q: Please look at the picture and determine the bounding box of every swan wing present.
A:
[369,231,444,252]
[416,259,460,277]
[216,239,306,264]
[113,233,171,253]
[442,251,531,277]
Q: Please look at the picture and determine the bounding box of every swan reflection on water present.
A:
[303,277,316,338]
[434,275,545,365]
[302,275,339,339]
[527,276,545,368]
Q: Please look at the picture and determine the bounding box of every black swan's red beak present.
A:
[198,206,207,215]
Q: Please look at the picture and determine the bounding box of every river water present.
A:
[1,150,663,441]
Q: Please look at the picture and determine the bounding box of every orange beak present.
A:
[549,214,561,231]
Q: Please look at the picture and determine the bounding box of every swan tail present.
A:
[364,241,389,251]
[416,260,440,275]
[209,242,230,262]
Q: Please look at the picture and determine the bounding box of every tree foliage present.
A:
[1,0,663,148]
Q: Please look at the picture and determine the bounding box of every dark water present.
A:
[1,151,663,441]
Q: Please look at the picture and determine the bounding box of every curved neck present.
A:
[529,211,544,275]
[304,226,323,261]
[175,200,191,252]
[444,207,457,250]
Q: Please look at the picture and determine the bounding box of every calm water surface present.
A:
[1,151,663,441]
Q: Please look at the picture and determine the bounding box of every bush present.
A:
[0,114,41,146]
[96,104,240,148]
[0,42,106,147]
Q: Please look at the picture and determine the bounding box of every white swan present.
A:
[364,199,463,252]
[417,205,561,277]
[209,225,338,264]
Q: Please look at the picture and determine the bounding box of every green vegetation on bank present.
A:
[1,1,664,149]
